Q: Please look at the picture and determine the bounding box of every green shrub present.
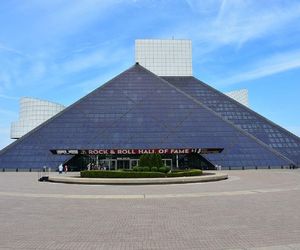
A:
[132,166,138,171]
[158,166,165,173]
[80,169,202,178]
[151,154,164,168]
[137,167,143,172]
[185,169,202,176]
[139,154,151,167]
[139,154,164,168]
[143,167,150,172]
[171,169,183,173]
[158,166,171,173]
[166,169,202,177]
[151,167,158,172]
[80,170,165,178]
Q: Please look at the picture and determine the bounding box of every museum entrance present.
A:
[98,159,136,170]
[53,147,223,171]
[117,159,130,170]
[64,153,216,171]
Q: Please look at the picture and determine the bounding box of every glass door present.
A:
[99,159,110,170]
[110,159,117,170]
[163,159,172,169]
[117,160,130,170]
[130,159,139,168]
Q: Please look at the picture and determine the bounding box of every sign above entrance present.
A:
[50,148,223,155]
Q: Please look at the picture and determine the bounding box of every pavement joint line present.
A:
[0,185,300,200]
[1,171,300,249]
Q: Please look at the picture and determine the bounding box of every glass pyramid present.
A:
[0,64,299,169]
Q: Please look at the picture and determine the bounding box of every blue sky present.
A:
[0,0,300,149]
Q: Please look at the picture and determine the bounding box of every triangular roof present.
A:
[0,64,294,168]
[163,76,300,165]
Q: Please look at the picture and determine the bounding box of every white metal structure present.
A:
[135,39,192,76]
[135,39,248,106]
[225,89,249,107]
[11,97,65,139]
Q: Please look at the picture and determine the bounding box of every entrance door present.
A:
[110,160,117,170]
[163,159,172,168]
[117,160,130,170]
[130,159,139,168]
[99,159,110,170]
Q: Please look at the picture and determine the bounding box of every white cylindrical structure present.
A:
[11,97,65,139]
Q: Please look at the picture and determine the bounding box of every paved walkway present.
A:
[0,170,300,249]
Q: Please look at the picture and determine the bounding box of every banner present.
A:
[50,148,223,155]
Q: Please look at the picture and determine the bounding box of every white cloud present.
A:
[72,64,129,94]
[213,0,300,46]
[0,108,17,117]
[62,50,105,74]
[0,43,25,56]
[0,58,48,91]
[62,47,129,74]
[0,94,18,100]
[185,0,223,13]
[0,126,14,150]
[182,1,300,86]
[74,74,113,94]
[29,0,124,38]
[0,73,12,92]
[219,49,300,85]
[181,0,300,52]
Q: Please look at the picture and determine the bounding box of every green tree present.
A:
[139,154,151,167]
[151,153,164,168]
[139,154,163,169]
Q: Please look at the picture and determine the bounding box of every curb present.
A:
[48,172,228,185]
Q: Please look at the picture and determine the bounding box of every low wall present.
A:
[48,172,228,185]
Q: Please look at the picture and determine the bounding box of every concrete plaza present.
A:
[1,170,300,250]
